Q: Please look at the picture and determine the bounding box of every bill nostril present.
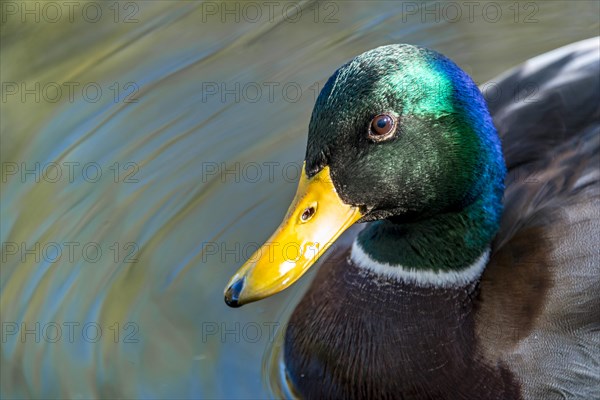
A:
[301,206,316,222]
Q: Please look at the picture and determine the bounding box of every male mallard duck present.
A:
[224,38,599,399]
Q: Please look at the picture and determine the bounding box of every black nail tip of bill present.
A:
[224,278,245,308]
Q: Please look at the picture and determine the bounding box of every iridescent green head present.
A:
[304,44,506,270]
[306,44,505,225]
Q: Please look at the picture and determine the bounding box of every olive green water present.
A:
[1,1,598,398]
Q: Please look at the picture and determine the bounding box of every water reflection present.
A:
[1,1,598,398]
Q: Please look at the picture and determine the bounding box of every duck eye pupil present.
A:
[377,118,388,128]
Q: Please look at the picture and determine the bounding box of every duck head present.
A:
[224,44,506,307]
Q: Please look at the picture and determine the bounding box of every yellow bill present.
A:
[224,164,362,307]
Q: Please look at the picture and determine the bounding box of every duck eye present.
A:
[369,113,396,141]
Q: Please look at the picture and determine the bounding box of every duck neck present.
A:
[353,191,502,284]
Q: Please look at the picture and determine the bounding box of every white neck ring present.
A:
[350,240,490,288]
